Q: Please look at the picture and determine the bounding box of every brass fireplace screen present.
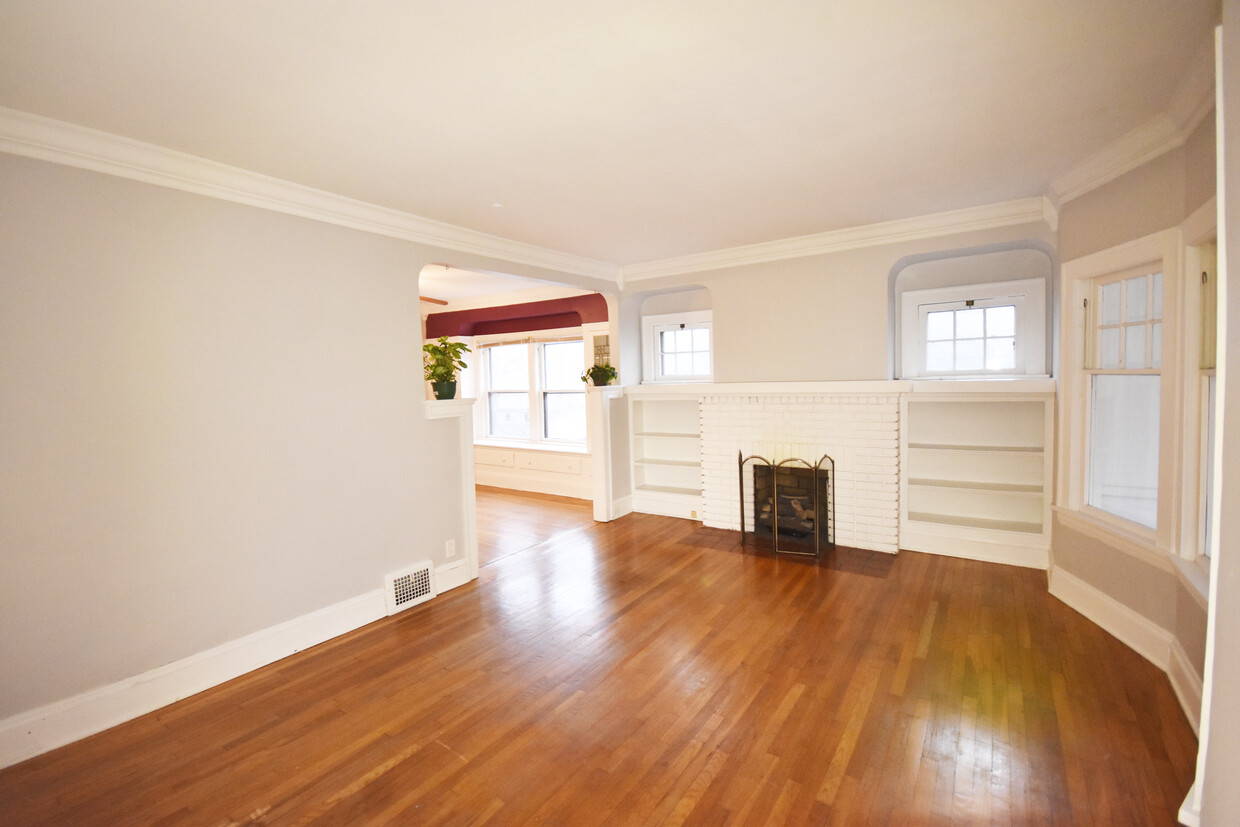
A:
[738,452,836,557]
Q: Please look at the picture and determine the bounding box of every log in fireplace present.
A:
[738,452,835,557]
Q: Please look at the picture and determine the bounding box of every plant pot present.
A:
[432,380,457,400]
[592,377,612,386]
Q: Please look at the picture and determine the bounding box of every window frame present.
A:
[474,328,588,448]
[900,278,1046,379]
[1057,229,1182,560]
[641,310,713,384]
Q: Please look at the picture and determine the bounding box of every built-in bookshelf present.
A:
[900,383,1055,568]
[629,391,701,519]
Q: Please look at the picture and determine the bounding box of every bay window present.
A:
[480,336,586,445]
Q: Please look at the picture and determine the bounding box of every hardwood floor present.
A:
[474,485,595,568]
[0,512,1196,825]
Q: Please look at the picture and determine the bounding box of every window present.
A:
[642,310,712,383]
[1085,270,1162,528]
[900,278,1045,378]
[481,337,586,444]
[923,301,1017,374]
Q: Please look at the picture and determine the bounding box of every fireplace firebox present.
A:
[738,453,835,557]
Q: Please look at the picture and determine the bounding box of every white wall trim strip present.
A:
[435,560,472,593]
[1048,565,1172,671]
[1168,638,1204,735]
[1049,564,1204,737]
[0,106,619,282]
[1050,40,1216,205]
[0,589,387,770]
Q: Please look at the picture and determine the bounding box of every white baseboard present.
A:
[1049,564,1201,734]
[611,494,634,520]
[900,523,1049,569]
[0,589,387,770]
[474,466,592,500]
[1168,638,1203,735]
[1048,565,1171,670]
[435,559,471,593]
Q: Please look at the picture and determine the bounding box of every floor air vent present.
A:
[384,561,436,615]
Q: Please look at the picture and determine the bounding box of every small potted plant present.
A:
[423,336,471,400]
[581,363,618,387]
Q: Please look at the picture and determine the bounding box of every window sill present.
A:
[1052,506,1173,573]
[474,438,588,455]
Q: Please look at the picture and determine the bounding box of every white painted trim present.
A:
[1052,507,1176,573]
[1051,40,1215,205]
[612,494,635,520]
[1047,565,1171,671]
[626,380,914,397]
[0,107,619,282]
[435,560,471,594]
[899,524,1049,569]
[1169,637,1204,735]
[0,589,386,769]
[474,465,592,499]
[622,197,1055,281]
[587,386,626,521]
[423,399,480,581]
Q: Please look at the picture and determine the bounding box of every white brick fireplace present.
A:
[699,385,904,553]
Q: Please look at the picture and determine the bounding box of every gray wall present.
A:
[620,222,1054,383]
[1058,113,1216,262]
[0,155,472,718]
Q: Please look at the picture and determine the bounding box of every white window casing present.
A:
[900,278,1046,379]
[641,310,713,383]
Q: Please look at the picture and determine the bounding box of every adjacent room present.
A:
[2,2,1239,823]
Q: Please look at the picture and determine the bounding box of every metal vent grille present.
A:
[384,561,436,615]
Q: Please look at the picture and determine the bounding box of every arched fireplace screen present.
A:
[738,452,835,557]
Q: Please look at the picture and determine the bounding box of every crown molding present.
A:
[1050,39,1215,205]
[620,196,1055,282]
[0,107,620,283]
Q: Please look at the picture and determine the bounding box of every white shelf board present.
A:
[635,483,702,496]
[908,442,1043,454]
[634,457,699,467]
[907,511,1043,535]
[909,478,1043,494]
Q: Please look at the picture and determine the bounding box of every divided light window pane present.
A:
[658,325,711,378]
[922,303,1017,374]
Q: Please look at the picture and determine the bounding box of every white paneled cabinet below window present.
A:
[900,382,1054,568]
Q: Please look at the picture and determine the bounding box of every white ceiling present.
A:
[418,264,585,306]
[0,1,1219,267]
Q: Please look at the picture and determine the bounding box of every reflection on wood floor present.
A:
[0,511,1197,825]
[475,484,595,567]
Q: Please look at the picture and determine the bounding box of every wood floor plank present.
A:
[0,495,1197,825]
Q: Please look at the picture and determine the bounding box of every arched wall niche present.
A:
[887,241,1058,380]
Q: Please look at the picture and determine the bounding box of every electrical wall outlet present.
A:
[691,510,698,519]
[445,539,456,558]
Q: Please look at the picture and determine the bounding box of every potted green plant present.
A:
[423,336,471,400]
[581,363,618,387]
